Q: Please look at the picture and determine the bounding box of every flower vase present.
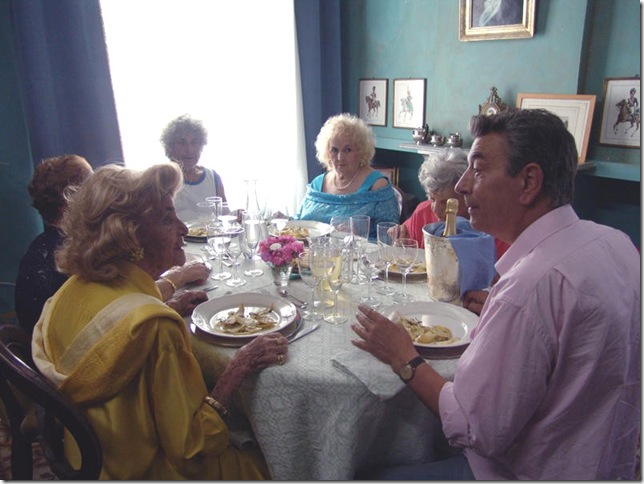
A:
[271,264,293,287]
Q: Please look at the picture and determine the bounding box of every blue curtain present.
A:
[10,0,122,168]
[294,0,342,181]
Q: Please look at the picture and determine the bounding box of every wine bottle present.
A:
[442,198,458,237]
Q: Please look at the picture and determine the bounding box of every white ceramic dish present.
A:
[272,220,334,240]
[192,292,297,339]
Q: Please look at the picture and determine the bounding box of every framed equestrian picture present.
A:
[393,78,426,129]
[599,77,641,148]
[459,0,536,42]
[359,79,387,126]
[517,93,596,163]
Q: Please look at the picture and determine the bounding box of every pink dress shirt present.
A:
[439,205,640,479]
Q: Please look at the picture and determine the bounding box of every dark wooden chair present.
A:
[0,325,102,479]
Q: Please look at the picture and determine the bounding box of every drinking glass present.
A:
[392,238,418,303]
[208,223,232,281]
[205,196,222,220]
[375,222,398,296]
[323,244,348,325]
[242,210,266,277]
[269,204,290,234]
[197,201,217,250]
[359,250,381,308]
[350,215,370,284]
[217,201,236,228]
[329,216,353,282]
[297,249,324,322]
[225,226,246,287]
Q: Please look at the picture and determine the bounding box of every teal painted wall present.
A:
[340,0,640,246]
[0,0,40,319]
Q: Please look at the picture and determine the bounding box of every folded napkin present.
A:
[424,217,496,298]
[332,347,406,401]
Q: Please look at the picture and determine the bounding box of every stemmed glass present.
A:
[359,250,381,308]
[225,225,246,287]
[197,200,217,250]
[329,216,352,281]
[242,210,266,277]
[350,215,370,284]
[269,204,290,234]
[392,238,419,304]
[297,249,325,321]
[217,201,236,229]
[323,243,348,325]
[207,223,231,281]
[375,222,398,296]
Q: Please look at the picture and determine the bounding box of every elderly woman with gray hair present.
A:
[390,149,470,247]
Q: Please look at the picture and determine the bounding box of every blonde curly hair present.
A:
[55,162,183,281]
[314,113,376,170]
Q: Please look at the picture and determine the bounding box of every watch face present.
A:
[399,364,414,381]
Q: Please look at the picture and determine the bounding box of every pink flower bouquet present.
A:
[258,235,304,268]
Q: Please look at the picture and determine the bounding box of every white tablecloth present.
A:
[184,242,463,480]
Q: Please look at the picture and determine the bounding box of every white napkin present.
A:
[332,346,406,401]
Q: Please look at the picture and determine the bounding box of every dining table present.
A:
[181,239,472,480]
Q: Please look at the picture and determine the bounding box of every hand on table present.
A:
[461,290,489,315]
[387,224,408,240]
[351,304,419,373]
[169,260,210,287]
[166,290,208,316]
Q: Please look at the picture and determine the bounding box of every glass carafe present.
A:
[244,179,262,215]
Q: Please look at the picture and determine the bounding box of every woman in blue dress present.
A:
[294,113,399,240]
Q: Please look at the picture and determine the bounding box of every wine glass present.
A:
[242,210,267,277]
[197,200,217,250]
[392,238,419,304]
[350,215,370,284]
[359,250,381,308]
[269,204,290,234]
[208,223,232,281]
[375,222,398,296]
[297,249,324,321]
[323,244,348,325]
[329,216,353,281]
[217,201,236,229]
[225,226,246,287]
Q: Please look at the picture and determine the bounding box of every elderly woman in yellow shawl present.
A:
[32,162,286,479]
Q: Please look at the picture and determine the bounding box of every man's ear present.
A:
[518,162,543,206]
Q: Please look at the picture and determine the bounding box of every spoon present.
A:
[277,288,308,308]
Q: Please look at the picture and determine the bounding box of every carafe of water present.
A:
[245,179,262,215]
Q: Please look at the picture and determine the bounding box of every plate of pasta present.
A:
[191,293,298,343]
[185,222,208,242]
[384,301,478,357]
[271,220,334,241]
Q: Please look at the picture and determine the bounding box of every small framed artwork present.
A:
[392,78,426,129]
[598,77,641,148]
[358,78,388,126]
[516,93,597,163]
[459,0,536,42]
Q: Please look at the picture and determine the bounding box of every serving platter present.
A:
[191,292,298,346]
[383,301,478,359]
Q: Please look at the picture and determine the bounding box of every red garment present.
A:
[403,200,510,260]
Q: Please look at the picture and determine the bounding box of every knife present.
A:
[288,323,321,344]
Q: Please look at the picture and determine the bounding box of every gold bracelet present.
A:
[160,276,177,293]
[203,395,229,419]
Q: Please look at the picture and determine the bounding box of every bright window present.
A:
[100,0,307,213]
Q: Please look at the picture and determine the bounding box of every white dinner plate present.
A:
[272,220,334,240]
[383,301,478,355]
[185,221,208,242]
[191,292,298,339]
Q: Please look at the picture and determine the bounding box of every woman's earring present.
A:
[129,246,145,261]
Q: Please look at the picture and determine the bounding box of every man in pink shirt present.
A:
[351,109,640,479]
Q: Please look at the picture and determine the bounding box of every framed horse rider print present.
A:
[359,79,388,126]
[599,77,641,148]
[392,78,426,129]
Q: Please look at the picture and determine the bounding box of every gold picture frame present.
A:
[516,93,597,164]
[459,0,536,42]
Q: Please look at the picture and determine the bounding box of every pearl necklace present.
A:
[333,166,362,191]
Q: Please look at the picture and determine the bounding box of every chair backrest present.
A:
[0,324,102,480]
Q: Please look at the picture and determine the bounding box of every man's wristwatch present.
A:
[397,356,425,383]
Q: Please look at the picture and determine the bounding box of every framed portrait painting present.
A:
[516,93,596,163]
[358,79,388,126]
[459,0,536,42]
[392,78,426,129]
[599,77,641,148]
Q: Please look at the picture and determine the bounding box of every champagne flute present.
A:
[297,249,324,321]
[208,223,232,281]
[323,244,348,325]
[242,210,266,277]
[350,215,370,284]
[225,226,246,287]
[392,238,418,303]
[376,222,398,296]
